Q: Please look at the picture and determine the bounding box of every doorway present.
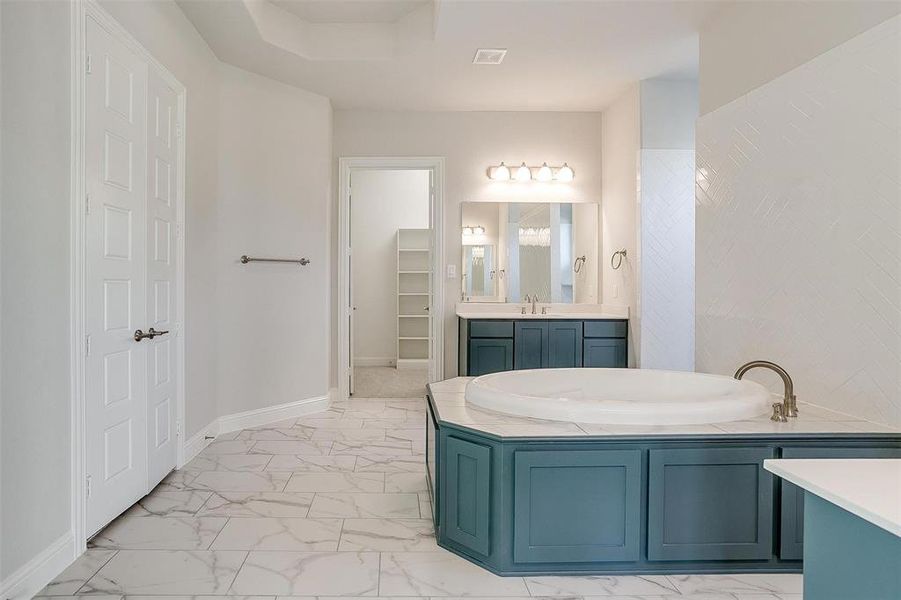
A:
[338,158,445,400]
[75,4,186,543]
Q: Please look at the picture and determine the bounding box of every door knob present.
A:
[134,327,170,342]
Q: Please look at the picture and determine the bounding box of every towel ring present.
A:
[573,256,586,273]
[611,249,627,270]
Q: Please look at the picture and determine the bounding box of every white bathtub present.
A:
[465,368,772,425]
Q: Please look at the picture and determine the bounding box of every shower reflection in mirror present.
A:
[461,201,598,304]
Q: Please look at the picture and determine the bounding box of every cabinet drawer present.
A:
[648,447,775,561]
[469,320,514,338]
[584,320,627,338]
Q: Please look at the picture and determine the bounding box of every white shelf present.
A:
[397,228,431,367]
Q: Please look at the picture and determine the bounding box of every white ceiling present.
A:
[177,0,721,111]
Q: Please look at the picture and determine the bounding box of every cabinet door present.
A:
[445,436,492,556]
[648,447,775,561]
[547,321,583,368]
[583,338,627,368]
[514,321,548,370]
[780,446,901,560]
[513,449,641,563]
[468,338,513,376]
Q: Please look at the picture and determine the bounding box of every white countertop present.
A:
[456,302,628,320]
[765,458,901,537]
[427,377,901,439]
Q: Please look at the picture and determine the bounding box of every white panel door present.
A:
[145,69,178,485]
[85,17,149,536]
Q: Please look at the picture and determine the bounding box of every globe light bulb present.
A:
[515,162,532,182]
[556,162,574,182]
[536,162,553,182]
[491,162,510,181]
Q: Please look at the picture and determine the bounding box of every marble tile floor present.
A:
[36,396,802,600]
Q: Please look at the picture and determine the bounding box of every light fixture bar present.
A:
[486,162,575,182]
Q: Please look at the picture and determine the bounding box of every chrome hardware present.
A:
[541,306,548,315]
[770,402,787,422]
[573,255,586,273]
[734,360,798,418]
[134,327,170,342]
[531,294,538,315]
[240,255,310,266]
[611,249,627,270]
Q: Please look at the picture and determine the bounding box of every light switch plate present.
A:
[447,264,456,279]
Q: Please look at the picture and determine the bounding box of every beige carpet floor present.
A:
[352,366,428,398]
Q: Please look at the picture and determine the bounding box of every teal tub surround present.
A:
[458,312,629,376]
[765,459,901,599]
[425,378,901,576]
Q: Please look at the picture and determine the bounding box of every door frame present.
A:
[337,157,446,401]
[70,0,187,554]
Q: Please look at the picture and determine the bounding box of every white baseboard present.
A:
[354,357,395,367]
[0,531,75,600]
[328,387,339,403]
[181,394,331,464]
[218,394,329,434]
[396,358,429,369]
[182,419,219,466]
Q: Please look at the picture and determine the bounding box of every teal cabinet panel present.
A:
[779,446,901,560]
[513,449,641,563]
[803,492,901,600]
[547,321,583,368]
[468,338,513,376]
[648,447,775,561]
[470,320,515,338]
[583,320,628,338]
[514,321,548,370]
[445,436,492,556]
[583,338,627,368]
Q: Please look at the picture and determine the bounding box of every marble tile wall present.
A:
[696,16,901,427]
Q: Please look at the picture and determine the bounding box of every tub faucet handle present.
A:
[770,402,787,422]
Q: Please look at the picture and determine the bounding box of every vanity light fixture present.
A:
[489,162,511,181]
[536,162,553,182]
[486,162,575,182]
[463,227,473,236]
[473,226,485,235]
[515,162,532,182]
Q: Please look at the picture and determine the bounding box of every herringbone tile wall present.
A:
[639,149,696,371]
[696,16,901,427]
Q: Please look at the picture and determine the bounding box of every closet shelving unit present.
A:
[396,228,431,369]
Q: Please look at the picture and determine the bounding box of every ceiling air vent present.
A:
[472,48,507,65]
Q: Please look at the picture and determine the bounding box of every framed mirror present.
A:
[461,202,598,303]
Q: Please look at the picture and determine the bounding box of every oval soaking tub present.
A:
[465,368,771,425]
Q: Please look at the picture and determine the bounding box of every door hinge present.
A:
[85,334,91,357]
[175,122,183,139]
[175,223,184,239]
[85,54,93,75]
[176,420,181,437]
[85,475,92,499]
[85,192,91,215]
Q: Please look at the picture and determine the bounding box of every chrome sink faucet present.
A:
[734,360,798,422]
[531,294,538,315]
[522,294,531,315]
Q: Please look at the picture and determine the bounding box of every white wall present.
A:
[696,15,901,426]
[99,0,221,438]
[600,87,640,366]
[0,0,73,582]
[216,64,332,416]
[333,111,603,379]
[699,0,901,115]
[351,170,429,364]
[636,80,697,371]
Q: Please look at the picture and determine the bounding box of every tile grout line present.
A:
[206,515,231,549]
[225,549,251,595]
[72,548,119,595]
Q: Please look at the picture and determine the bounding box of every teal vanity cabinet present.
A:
[459,317,626,376]
[444,435,493,556]
[778,445,901,560]
[647,447,775,561]
[513,449,641,563]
